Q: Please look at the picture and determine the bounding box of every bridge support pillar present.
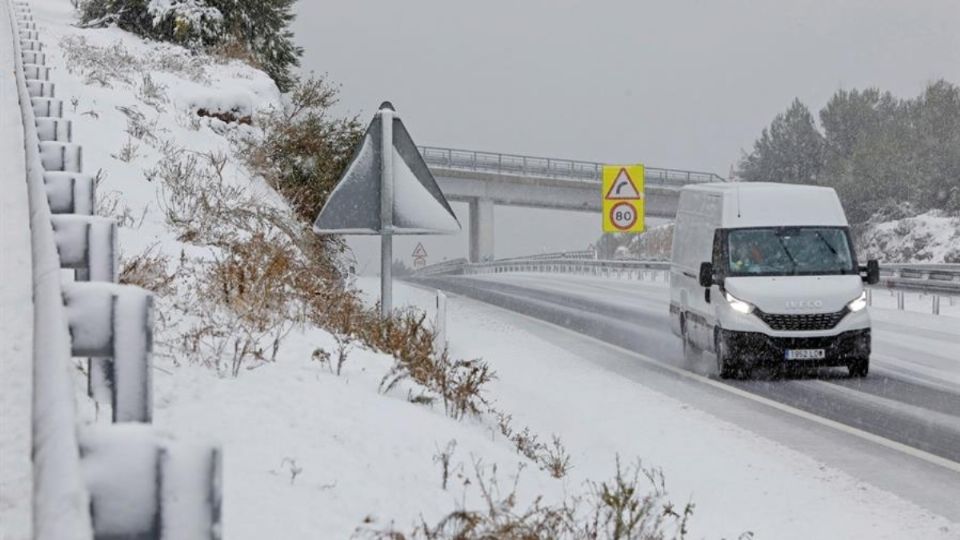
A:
[469,198,494,262]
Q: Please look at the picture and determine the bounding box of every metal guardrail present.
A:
[878,264,960,294]
[7,2,223,537]
[414,256,960,298]
[418,145,726,186]
[495,250,597,262]
[6,2,93,536]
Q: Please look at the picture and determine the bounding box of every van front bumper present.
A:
[719,328,870,367]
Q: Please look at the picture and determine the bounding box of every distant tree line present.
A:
[76,0,301,91]
[737,80,960,223]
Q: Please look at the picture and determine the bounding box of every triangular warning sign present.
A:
[412,243,427,258]
[605,168,642,200]
[313,103,461,235]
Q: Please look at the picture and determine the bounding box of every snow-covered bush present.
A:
[240,76,363,221]
[147,0,223,48]
[60,34,209,87]
[855,210,960,263]
[77,0,302,90]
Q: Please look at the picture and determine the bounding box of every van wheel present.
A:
[715,330,736,379]
[681,316,701,363]
[848,358,869,378]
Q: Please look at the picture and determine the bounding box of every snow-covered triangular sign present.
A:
[313,103,461,235]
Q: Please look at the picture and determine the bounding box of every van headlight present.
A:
[724,291,755,314]
[847,291,867,312]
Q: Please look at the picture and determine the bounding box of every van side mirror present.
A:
[698,262,713,288]
[861,259,880,285]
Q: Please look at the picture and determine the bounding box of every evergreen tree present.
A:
[910,80,960,213]
[737,98,824,184]
[209,0,303,92]
[78,0,303,92]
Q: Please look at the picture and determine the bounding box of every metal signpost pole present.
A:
[380,107,394,318]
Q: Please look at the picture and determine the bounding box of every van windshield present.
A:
[726,227,855,277]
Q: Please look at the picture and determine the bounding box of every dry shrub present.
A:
[59,35,209,87]
[366,458,696,540]
[375,312,495,420]
[119,245,176,295]
[543,435,573,479]
[496,413,572,478]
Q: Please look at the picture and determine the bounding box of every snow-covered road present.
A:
[406,272,960,527]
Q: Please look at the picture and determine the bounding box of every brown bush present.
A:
[119,245,176,296]
[364,458,697,540]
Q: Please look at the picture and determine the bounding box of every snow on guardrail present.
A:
[6,2,222,538]
[6,1,93,535]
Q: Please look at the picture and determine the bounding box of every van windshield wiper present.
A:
[775,235,798,275]
[814,231,847,274]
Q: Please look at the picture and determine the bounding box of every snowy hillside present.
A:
[857,210,960,263]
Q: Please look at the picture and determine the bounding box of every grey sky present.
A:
[292,0,960,271]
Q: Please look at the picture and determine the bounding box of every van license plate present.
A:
[785,349,825,360]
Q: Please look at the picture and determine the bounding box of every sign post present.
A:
[313,102,461,318]
[379,108,394,317]
[602,165,645,233]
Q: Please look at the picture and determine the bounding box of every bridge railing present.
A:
[418,145,726,186]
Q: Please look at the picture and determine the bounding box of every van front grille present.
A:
[754,308,849,331]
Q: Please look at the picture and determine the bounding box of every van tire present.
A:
[848,358,869,378]
[715,330,736,379]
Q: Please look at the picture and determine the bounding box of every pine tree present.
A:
[911,80,960,213]
[737,98,824,185]
[78,0,303,92]
[209,0,303,92]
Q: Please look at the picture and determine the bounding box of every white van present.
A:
[669,182,879,378]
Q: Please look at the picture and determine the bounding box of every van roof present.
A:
[683,182,849,227]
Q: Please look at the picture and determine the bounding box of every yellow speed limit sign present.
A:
[602,164,645,233]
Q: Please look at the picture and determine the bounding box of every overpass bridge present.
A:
[419,146,725,261]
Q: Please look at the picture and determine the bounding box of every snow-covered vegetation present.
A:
[737,82,960,224]
[75,0,301,90]
[856,210,960,263]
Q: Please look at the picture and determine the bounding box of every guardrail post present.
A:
[897,290,905,311]
[45,172,95,214]
[79,426,222,540]
[36,117,72,142]
[866,288,872,307]
[932,295,940,315]
[50,215,117,282]
[39,141,82,171]
[63,283,154,423]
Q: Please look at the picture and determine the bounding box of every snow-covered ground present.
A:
[7,1,959,539]
[376,278,959,539]
[859,210,960,263]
